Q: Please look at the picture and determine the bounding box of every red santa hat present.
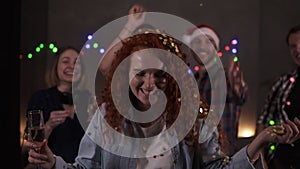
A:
[182,24,220,50]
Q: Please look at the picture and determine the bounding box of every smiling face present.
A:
[57,49,81,85]
[190,34,218,67]
[128,52,167,110]
[288,31,300,66]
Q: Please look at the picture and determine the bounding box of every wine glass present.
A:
[27,109,45,169]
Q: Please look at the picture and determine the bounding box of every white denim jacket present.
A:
[54,104,264,169]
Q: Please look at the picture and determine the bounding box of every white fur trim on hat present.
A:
[182,27,220,50]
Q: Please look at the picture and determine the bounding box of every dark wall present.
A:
[5,0,21,168]
[20,0,48,134]
[19,0,48,168]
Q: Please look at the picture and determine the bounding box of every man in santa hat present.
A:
[182,24,248,156]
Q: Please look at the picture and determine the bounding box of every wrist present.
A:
[246,144,261,164]
[247,133,266,164]
[45,123,53,139]
[119,24,133,40]
[45,122,53,131]
[249,153,261,164]
[51,155,56,169]
[124,23,135,33]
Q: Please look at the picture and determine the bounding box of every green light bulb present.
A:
[49,43,55,49]
[36,47,41,53]
[27,53,33,59]
[93,42,99,48]
[52,47,58,53]
[234,56,238,62]
[270,145,276,151]
[269,120,275,126]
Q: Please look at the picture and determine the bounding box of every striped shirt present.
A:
[257,67,300,168]
[195,65,248,155]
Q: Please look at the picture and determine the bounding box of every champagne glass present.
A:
[27,109,45,169]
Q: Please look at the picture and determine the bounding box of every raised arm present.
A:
[99,4,146,75]
[226,57,248,105]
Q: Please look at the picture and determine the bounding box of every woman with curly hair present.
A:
[25,32,300,169]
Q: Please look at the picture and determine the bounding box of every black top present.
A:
[25,86,91,163]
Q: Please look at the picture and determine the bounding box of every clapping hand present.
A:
[227,57,247,97]
[46,110,69,130]
[126,4,147,31]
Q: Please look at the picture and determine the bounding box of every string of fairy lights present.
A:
[19,33,106,61]
[19,34,239,63]
[19,43,59,60]
[188,37,240,74]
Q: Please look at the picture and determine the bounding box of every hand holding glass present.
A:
[27,110,46,152]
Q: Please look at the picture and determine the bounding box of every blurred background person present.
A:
[22,46,91,168]
[182,24,249,155]
[256,24,300,169]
